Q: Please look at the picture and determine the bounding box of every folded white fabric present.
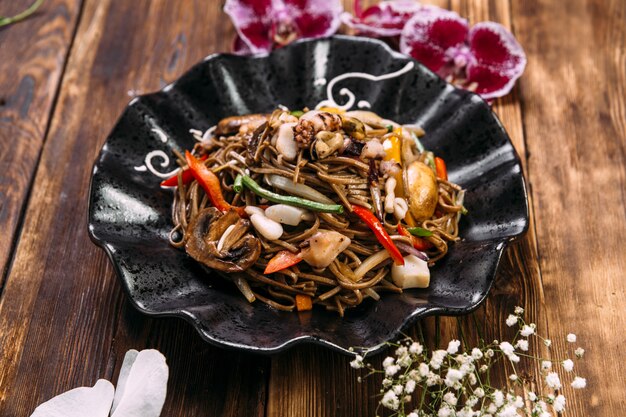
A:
[30,349,168,417]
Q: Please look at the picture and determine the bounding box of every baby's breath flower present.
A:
[408,369,420,381]
[382,378,392,388]
[505,314,518,327]
[474,387,485,398]
[528,391,537,401]
[443,392,458,406]
[467,395,479,407]
[575,347,585,358]
[509,374,518,381]
[566,333,577,343]
[397,353,412,368]
[407,412,418,417]
[382,357,395,368]
[349,355,364,369]
[541,360,552,371]
[486,349,495,358]
[544,339,552,347]
[493,390,504,407]
[438,405,452,417]
[426,372,441,386]
[392,384,403,395]
[479,364,489,373]
[553,394,566,412]
[418,362,429,377]
[487,403,497,414]
[562,359,574,372]
[571,376,587,389]
[405,379,416,394]
[514,306,524,315]
[385,364,400,376]
[471,348,483,360]
[445,368,465,387]
[520,324,535,337]
[468,372,477,385]
[447,339,461,354]
[545,372,562,389]
[497,405,519,417]
[395,346,408,357]
[516,339,529,351]
[381,390,400,410]
[499,341,520,362]
[409,342,423,355]
[460,362,474,374]
[430,349,447,370]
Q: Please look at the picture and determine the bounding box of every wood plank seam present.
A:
[0,0,88,296]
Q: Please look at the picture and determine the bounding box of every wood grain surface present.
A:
[0,0,624,416]
[0,0,83,284]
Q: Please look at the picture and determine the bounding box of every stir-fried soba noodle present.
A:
[167,108,466,315]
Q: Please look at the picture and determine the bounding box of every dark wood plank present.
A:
[0,1,268,415]
[513,0,626,415]
[266,0,551,415]
[0,0,83,283]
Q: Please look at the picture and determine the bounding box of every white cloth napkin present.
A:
[30,349,168,417]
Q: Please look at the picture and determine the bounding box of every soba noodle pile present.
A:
[167,108,465,315]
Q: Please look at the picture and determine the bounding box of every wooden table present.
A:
[1,0,624,415]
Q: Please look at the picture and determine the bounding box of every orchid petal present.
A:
[232,34,254,55]
[466,22,526,99]
[111,349,139,414]
[342,1,425,38]
[224,0,273,53]
[110,349,169,417]
[30,379,114,417]
[400,8,469,74]
[287,0,343,39]
[225,0,342,54]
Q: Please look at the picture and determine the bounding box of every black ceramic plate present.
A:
[88,36,528,355]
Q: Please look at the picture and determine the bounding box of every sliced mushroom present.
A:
[185,208,261,272]
[215,114,268,136]
[312,131,344,159]
[404,161,438,221]
[246,121,269,159]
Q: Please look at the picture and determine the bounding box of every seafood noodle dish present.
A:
[163,108,466,315]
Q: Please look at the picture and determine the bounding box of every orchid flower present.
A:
[30,350,169,417]
[224,0,343,55]
[341,0,426,38]
[399,7,526,99]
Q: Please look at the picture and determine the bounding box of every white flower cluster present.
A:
[351,307,588,417]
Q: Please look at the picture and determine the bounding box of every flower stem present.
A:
[0,0,44,28]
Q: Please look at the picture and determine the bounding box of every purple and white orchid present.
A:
[400,10,526,99]
[224,0,526,100]
[224,0,343,55]
[341,0,425,38]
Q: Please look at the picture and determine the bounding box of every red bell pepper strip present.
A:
[398,224,433,251]
[352,205,404,265]
[160,155,208,187]
[264,250,303,274]
[434,156,448,180]
[185,151,246,217]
